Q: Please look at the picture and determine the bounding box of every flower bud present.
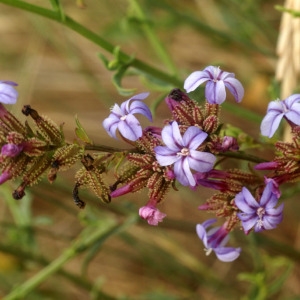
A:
[139,205,166,226]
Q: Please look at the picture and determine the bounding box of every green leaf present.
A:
[98,46,137,96]
[75,115,93,144]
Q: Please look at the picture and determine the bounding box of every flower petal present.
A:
[174,158,195,186]
[161,122,183,151]
[235,187,259,213]
[154,146,179,166]
[214,247,241,262]
[182,126,207,149]
[224,77,244,103]
[284,94,300,108]
[184,71,209,93]
[260,111,284,137]
[188,151,216,172]
[0,81,18,104]
[118,114,142,141]
[237,213,258,232]
[128,98,152,121]
[205,80,226,104]
[102,114,120,138]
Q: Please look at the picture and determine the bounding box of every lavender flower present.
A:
[235,182,284,233]
[184,66,244,104]
[139,205,166,226]
[102,92,152,141]
[260,94,300,138]
[154,121,216,186]
[0,81,18,104]
[196,218,241,262]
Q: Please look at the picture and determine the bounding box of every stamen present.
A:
[177,147,189,156]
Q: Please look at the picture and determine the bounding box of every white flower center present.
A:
[120,115,127,121]
[177,147,189,156]
[256,207,265,228]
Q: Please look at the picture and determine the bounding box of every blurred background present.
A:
[1,0,300,299]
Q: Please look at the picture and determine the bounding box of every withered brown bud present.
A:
[22,105,40,119]
[72,183,86,209]
[12,184,26,200]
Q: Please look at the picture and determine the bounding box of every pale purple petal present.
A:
[174,158,195,186]
[260,182,278,208]
[170,121,184,148]
[235,187,259,213]
[183,126,207,149]
[102,114,120,138]
[161,123,182,151]
[205,80,226,104]
[128,100,152,121]
[237,213,258,232]
[118,114,142,141]
[183,71,210,92]
[214,247,241,262]
[201,218,218,229]
[0,81,18,104]
[260,111,284,138]
[188,151,216,172]
[285,108,300,125]
[154,146,179,166]
[224,77,244,103]
[284,94,300,107]
[196,223,209,248]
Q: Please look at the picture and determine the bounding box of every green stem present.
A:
[84,143,133,153]
[0,0,182,87]
[220,151,268,164]
[3,216,136,300]
[129,0,177,74]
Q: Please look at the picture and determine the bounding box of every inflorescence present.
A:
[1,66,299,262]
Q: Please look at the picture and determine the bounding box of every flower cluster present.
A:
[1,65,297,263]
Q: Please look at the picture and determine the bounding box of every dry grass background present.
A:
[1,1,300,299]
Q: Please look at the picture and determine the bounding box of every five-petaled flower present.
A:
[102,92,152,141]
[184,66,244,104]
[154,121,216,186]
[0,81,18,104]
[234,181,284,233]
[196,218,241,262]
[260,94,300,138]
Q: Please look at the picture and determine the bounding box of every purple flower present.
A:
[103,92,152,141]
[260,94,300,138]
[0,81,18,104]
[154,121,216,186]
[184,66,244,104]
[139,205,166,226]
[196,219,241,262]
[235,182,284,233]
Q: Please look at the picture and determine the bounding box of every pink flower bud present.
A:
[1,143,23,157]
[0,170,12,184]
[110,184,133,198]
[139,205,166,226]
